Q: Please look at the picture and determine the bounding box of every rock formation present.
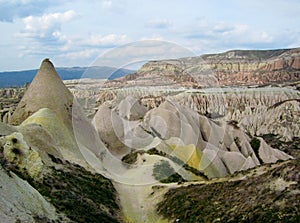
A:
[9,59,74,129]
[20,108,81,161]
[181,48,300,86]
[92,96,293,178]
[94,86,299,141]
[7,59,88,163]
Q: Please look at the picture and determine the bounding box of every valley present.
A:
[0,48,299,222]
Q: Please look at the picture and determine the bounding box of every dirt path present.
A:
[114,182,169,223]
[114,160,292,223]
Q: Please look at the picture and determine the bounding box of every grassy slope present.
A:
[0,149,122,223]
[157,159,299,223]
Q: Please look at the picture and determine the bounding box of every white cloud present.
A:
[87,34,129,47]
[58,49,101,60]
[102,0,112,9]
[183,19,281,51]
[20,10,76,39]
[90,40,194,68]
[0,0,54,22]
[15,10,77,58]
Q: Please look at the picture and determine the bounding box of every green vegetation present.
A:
[157,159,300,223]
[152,160,185,184]
[250,137,263,163]
[121,150,145,165]
[0,148,121,223]
[33,160,121,223]
[228,120,239,129]
[250,137,261,151]
[121,148,208,180]
[148,148,208,180]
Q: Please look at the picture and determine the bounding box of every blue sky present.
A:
[0,0,300,71]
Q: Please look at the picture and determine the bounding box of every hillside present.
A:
[157,158,299,223]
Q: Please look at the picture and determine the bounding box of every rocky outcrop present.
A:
[257,137,293,163]
[92,104,129,156]
[6,59,91,165]
[1,132,43,178]
[116,95,148,120]
[105,61,203,88]
[191,48,300,86]
[144,101,292,178]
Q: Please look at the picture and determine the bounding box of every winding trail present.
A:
[113,160,292,223]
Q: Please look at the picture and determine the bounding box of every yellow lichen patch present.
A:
[3,132,43,178]
[21,108,80,161]
[169,144,201,169]
[21,108,73,147]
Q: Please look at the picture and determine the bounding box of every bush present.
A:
[152,160,185,183]
[250,137,262,163]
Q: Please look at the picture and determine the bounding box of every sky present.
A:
[0,0,300,71]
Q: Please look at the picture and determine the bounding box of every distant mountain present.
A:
[0,66,134,88]
[106,47,300,88]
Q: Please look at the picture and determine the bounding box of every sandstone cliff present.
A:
[107,48,300,87]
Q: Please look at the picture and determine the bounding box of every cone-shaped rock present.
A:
[9,59,73,128]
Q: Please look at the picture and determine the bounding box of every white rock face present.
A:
[0,168,60,223]
[92,97,293,179]
[221,151,256,174]
[21,108,84,163]
[258,137,293,163]
[95,87,299,141]
[235,100,300,141]
[141,101,267,177]
[93,104,129,155]
[116,95,148,120]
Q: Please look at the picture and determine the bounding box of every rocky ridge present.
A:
[107,47,300,88]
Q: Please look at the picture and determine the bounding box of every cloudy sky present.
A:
[0,0,300,71]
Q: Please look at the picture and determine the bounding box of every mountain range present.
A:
[0,66,134,88]
[107,47,300,88]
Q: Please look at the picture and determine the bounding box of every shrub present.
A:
[250,137,263,163]
[153,160,185,183]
